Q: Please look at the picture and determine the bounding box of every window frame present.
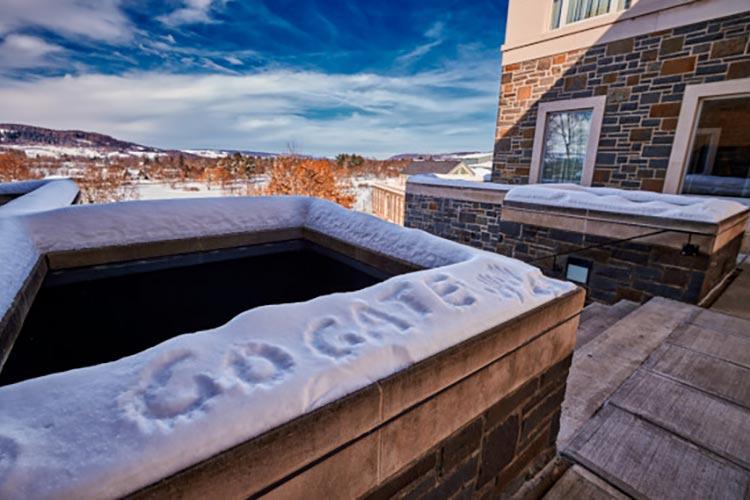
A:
[549,0,630,31]
[664,78,750,195]
[529,96,607,186]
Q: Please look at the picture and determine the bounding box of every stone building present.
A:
[493,0,749,196]
[405,0,750,305]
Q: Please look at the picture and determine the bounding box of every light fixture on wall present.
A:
[565,256,592,286]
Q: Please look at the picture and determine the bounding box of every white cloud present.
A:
[0,68,498,157]
[0,34,64,69]
[396,21,446,65]
[0,0,131,42]
[158,0,227,27]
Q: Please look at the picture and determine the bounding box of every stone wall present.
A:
[133,283,584,499]
[364,355,572,499]
[492,12,750,187]
[404,187,745,305]
[498,219,743,304]
[405,193,504,252]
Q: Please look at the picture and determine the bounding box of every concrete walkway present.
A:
[549,298,750,499]
[710,258,750,321]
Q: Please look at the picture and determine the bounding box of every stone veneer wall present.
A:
[492,12,750,187]
[364,355,572,499]
[498,219,743,304]
[404,193,505,252]
[405,191,743,304]
[129,262,583,499]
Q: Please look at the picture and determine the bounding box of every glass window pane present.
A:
[567,0,612,23]
[551,0,563,29]
[540,109,593,184]
[682,96,750,198]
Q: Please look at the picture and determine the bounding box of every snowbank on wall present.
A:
[0,180,79,217]
[505,184,749,224]
[0,219,40,320]
[407,174,513,192]
[0,196,576,499]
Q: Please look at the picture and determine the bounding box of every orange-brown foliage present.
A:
[266,157,355,208]
[0,151,38,182]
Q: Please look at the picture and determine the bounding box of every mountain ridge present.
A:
[0,124,276,159]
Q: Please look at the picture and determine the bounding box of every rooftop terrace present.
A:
[0,178,748,498]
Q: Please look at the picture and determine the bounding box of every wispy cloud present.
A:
[0,0,131,42]
[158,0,228,27]
[0,67,497,156]
[0,34,64,70]
[396,21,446,66]
[0,0,506,156]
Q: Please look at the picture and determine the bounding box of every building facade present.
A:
[404,0,750,305]
[492,0,750,200]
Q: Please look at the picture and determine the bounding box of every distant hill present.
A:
[389,151,489,161]
[0,124,276,160]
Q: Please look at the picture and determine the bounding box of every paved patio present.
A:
[710,257,750,321]
[548,290,750,499]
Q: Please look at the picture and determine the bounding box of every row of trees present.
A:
[0,150,408,207]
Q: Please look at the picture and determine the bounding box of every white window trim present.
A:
[663,78,750,194]
[529,96,607,186]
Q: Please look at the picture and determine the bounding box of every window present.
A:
[530,96,606,186]
[665,78,750,199]
[550,0,632,29]
[682,96,750,198]
[540,109,593,183]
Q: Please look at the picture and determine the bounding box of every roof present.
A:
[402,160,462,176]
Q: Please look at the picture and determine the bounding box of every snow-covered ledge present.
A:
[406,174,512,204]
[0,179,79,217]
[503,184,749,254]
[0,194,583,498]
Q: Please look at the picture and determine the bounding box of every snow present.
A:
[135,180,249,200]
[504,184,749,224]
[408,174,513,192]
[182,149,229,159]
[3,144,104,159]
[1,144,163,160]
[0,180,49,196]
[0,195,575,498]
[0,219,40,325]
[0,180,79,217]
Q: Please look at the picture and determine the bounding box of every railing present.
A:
[371,182,405,225]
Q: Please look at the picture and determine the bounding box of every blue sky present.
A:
[0,0,508,157]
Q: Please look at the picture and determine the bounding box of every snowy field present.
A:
[132,175,391,214]
[134,180,258,200]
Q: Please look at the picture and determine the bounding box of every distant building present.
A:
[401,159,474,181]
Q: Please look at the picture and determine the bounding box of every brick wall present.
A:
[492,12,750,187]
[364,355,571,499]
